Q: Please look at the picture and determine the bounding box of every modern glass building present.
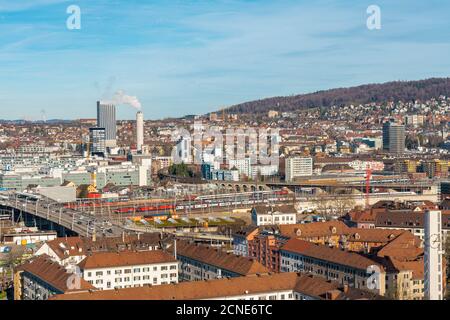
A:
[89,127,106,157]
[96,101,117,146]
[388,124,406,154]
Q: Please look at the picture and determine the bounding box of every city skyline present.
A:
[1,0,450,120]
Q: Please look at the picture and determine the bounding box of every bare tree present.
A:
[312,194,330,217]
[332,197,357,216]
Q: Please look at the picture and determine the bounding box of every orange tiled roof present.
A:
[175,241,269,276]
[279,221,351,238]
[20,255,95,293]
[50,272,385,300]
[78,250,177,270]
[281,238,383,271]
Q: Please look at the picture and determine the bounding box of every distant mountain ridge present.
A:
[224,78,450,114]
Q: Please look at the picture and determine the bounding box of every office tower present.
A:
[382,120,393,151]
[424,210,444,300]
[97,101,117,147]
[136,111,144,153]
[285,157,313,182]
[383,120,405,154]
[89,127,106,157]
[388,124,406,154]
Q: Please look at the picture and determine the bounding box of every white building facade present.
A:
[424,210,444,300]
[79,251,179,291]
[285,157,313,182]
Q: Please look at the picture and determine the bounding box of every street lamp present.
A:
[47,202,60,220]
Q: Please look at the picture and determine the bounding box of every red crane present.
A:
[365,166,372,209]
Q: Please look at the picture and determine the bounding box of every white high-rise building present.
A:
[285,157,313,182]
[136,111,144,152]
[228,158,252,177]
[97,101,117,148]
[175,135,192,164]
[424,210,444,300]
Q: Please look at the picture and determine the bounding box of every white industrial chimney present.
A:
[136,111,144,152]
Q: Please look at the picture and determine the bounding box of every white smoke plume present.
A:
[106,90,142,110]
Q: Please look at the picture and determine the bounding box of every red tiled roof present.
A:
[279,221,351,238]
[78,250,177,270]
[174,241,269,275]
[281,238,383,271]
[50,272,385,300]
[20,255,95,293]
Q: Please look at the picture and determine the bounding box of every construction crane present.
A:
[365,166,372,209]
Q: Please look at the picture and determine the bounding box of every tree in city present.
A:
[168,162,194,178]
[312,194,330,217]
[332,197,356,216]
[3,246,25,285]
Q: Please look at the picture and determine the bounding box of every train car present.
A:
[274,189,290,196]
[137,205,175,213]
[114,207,135,214]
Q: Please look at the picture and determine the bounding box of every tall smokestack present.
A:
[136,111,144,152]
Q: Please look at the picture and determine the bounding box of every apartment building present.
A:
[279,238,387,296]
[251,164,279,179]
[79,250,178,290]
[51,272,385,300]
[232,226,259,257]
[278,220,351,246]
[285,157,313,182]
[375,210,450,242]
[15,255,95,300]
[174,241,268,281]
[247,229,290,272]
[251,205,297,226]
[35,234,167,270]
[228,158,252,177]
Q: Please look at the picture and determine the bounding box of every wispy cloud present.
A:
[0,0,450,120]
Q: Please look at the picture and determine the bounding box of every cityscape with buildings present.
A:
[0,1,449,310]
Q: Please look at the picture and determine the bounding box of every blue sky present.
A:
[1,0,450,120]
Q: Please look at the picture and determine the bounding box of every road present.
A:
[0,194,124,238]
